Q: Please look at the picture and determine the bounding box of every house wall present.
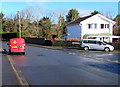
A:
[66,14,115,42]
[81,15,114,38]
[67,25,81,39]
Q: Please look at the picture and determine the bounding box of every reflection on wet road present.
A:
[65,50,120,74]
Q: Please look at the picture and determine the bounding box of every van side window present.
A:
[83,40,89,43]
[88,40,96,44]
[96,41,101,45]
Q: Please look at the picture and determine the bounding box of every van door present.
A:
[94,41,105,50]
[88,40,97,49]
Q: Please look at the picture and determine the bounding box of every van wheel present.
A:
[104,47,110,52]
[22,52,25,55]
[8,49,12,55]
[84,46,89,51]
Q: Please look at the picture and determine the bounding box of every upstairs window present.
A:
[94,24,97,29]
[101,24,110,29]
[106,24,110,28]
[101,24,104,29]
[88,23,97,29]
[88,24,92,29]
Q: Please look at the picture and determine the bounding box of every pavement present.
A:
[2,54,21,86]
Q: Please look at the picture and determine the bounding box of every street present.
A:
[1,42,120,86]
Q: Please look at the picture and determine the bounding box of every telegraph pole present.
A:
[18,11,21,38]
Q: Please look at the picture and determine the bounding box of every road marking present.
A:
[68,53,76,55]
[7,55,30,87]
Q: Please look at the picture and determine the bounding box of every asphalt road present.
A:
[2,42,120,86]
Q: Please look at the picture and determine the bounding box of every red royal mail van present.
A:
[8,38,26,55]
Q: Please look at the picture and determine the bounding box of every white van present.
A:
[80,39,114,52]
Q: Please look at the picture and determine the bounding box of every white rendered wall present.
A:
[81,14,114,37]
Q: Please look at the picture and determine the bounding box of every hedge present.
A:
[0,32,24,41]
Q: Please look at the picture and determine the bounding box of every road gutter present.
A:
[6,54,30,87]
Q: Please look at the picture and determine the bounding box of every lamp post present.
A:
[18,11,21,38]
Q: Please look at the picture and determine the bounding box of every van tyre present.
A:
[8,49,12,55]
[104,47,110,52]
[20,52,25,55]
[84,46,89,51]
[22,52,25,55]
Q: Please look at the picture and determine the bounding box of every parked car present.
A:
[7,38,26,54]
[80,39,114,52]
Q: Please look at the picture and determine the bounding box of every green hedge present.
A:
[0,32,24,41]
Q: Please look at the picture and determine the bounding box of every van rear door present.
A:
[10,38,25,52]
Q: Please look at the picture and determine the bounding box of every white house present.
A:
[66,13,118,43]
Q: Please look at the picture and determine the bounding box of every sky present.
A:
[0,2,119,19]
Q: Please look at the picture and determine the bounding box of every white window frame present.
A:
[88,23,97,29]
[101,24,110,29]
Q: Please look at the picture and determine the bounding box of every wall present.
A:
[67,25,81,39]
[81,14,114,37]
[25,38,80,47]
[25,37,45,45]
[53,40,80,47]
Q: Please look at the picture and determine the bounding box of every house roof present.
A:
[67,13,116,26]
[67,14,95,26]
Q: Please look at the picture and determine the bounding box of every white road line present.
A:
[7,55,30,87]
[68,53,76,55]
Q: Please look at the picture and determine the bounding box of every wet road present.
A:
[2,42,120,86]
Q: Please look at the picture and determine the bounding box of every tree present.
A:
[39,17,52,39]
[66,9,80,22]
[91,10,99,15]
[0,12,4,19]
[113,15,120,35]
[100,9,116,19]
[57,16,66,37]
[0,12,4,32]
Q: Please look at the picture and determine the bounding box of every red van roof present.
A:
[10,38,25,44]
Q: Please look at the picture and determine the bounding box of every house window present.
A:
[88,23,97,29]
[105,24,107,28]
[88,24,92,29]
[94,24,97,29]
[107,24,110,28]
[101,24,104,29]
[101,24,110,29]
[105,24,109,28]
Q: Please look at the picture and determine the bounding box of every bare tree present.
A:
[31,7,44,37]
[100,9,116,19]
[45,9,67,24]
